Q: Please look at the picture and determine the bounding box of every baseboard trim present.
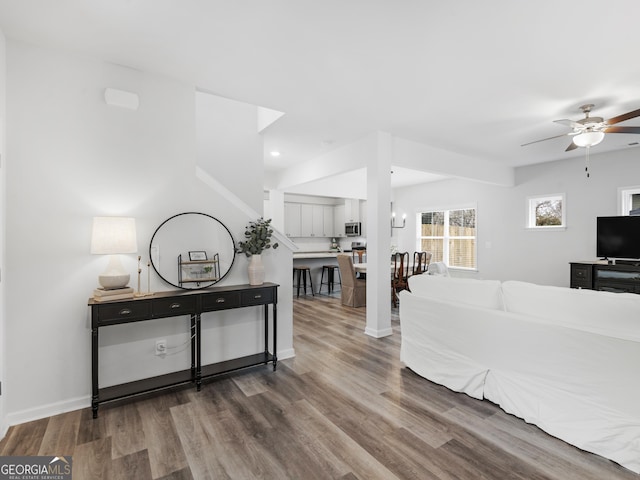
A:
[5,350,296,427]
[364,326,393,338]
[277,348,295,360]
[6,395,91,427]
[0,420,9,442]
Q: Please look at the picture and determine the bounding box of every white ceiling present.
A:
[2,1,640,190]
[284,167,447,199]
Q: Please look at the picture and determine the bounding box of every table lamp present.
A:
[91,216,138,289]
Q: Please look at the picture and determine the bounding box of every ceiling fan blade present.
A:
[603,126,640,134]
[521,132,570,147]
[553,119,583,129]
[606,108,640,125]
[565,142,578,152]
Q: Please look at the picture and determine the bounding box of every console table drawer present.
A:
[94,302,151,325]
[241,287,274,306]
[152,296,197,317]
[201,291,241,311]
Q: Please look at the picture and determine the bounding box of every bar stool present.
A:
[320,265,341,295]
[293,266,314,298]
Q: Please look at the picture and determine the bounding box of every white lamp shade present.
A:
[91,217,138,254]
[573,130,605,148]
[91,217,137,290]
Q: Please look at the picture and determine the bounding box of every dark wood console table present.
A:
[89,282,278,418]
[570,261,640,293]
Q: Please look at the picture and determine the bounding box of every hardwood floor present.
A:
[1,294,636,479]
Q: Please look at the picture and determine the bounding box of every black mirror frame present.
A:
[149,212,236,290]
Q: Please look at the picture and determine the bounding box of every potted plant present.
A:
[237,218,279,285]
[203,265,213,279]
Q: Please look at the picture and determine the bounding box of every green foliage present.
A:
[535,200,562,226]
[236,218,280,257]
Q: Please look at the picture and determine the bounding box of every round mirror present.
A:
[149,212,236,289]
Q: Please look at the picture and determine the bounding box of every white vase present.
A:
[248,254,265,285]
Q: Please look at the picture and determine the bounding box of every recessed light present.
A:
[270,151,281,157]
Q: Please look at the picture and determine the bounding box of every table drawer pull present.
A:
[119,308,132,315]
[254,294,262,299]
[216,298,226,303]
[170,303,182,309]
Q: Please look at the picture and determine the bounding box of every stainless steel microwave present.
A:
[345,222,361,237]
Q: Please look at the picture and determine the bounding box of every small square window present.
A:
[527,194,565,229]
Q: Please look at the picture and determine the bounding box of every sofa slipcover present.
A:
[399,275,640,473]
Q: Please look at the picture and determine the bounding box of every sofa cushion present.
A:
[427,261,450,276]
[408,274,504,310]
[502,280,640,341]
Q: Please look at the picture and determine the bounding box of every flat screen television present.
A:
[596,216,640,260]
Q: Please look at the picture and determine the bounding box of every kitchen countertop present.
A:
[293,251,343,259]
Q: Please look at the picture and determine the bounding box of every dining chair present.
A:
[336,254,366,307]
[391,251,410,307]
[412,251,433,275]
[352,249,366,264]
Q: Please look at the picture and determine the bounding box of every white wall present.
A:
[274,134,373,192]
[393,137,514,187]
[0,27,7,437]
[4,40,293,425]
[196,91,263,214]
[392,148,640,286]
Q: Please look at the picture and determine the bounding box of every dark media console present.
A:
[570,261,640,294]
[605,258,640,267]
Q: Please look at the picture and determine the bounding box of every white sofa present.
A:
[399,274,640,473]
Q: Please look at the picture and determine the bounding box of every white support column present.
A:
[365,132,392,338]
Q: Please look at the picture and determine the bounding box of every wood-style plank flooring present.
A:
[1,294,636,479]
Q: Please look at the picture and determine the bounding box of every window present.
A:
[527,194,565,229]
[418,207,476,269]
[620,186,640,215]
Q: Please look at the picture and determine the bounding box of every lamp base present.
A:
[98,273,130,290]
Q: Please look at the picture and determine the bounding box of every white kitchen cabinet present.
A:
[286,202,336,237]
[323,206,334,237]
[334,204,345,237]
[301,204,330,237]
[312,205,324,236]
[300,204,314,236]
[284,203,301,237]
[344,198,360,222]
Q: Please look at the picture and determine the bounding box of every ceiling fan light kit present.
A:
[572,130,605,148]
[522,103,640,177]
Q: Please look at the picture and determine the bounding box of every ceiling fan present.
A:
[522,103,640,151]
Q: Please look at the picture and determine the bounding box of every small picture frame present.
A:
[189,251,207,261]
